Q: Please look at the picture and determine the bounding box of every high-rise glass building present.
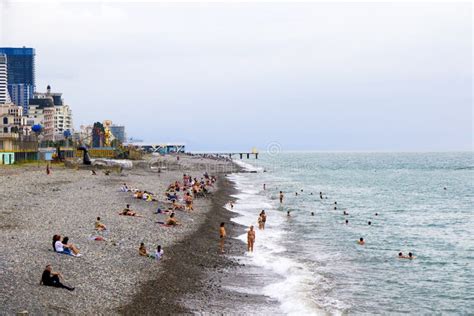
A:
[110,125,126,144]
[0,47,36,113]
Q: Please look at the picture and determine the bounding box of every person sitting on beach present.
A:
[358,237,365,245]
[166,213,180,226]
[247,225,256,252]
[155,245,164,261]
[166,192,178,201]
[95,217,107,231]
[62,237,82,256]
[53,235,81,256]
[139,242,155,258]
[219,222,226,254]
[40,264,74,291]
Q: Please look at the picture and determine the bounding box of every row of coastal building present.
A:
[0,47,127,164]
[0,48,73,141]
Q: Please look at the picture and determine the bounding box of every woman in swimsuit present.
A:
[219,222,226,254]
[247,225,256,252]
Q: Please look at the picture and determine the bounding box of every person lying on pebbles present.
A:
[172,200,185,211]
[40,264,75,291]
[52,235,82,257]
[119,204,143,217]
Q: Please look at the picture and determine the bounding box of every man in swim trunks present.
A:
[219,222,226,254]
[95,217,107,231]
[247,225,255,252]
[166,213,180,226]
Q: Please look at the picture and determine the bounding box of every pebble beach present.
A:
[0,155,240,314]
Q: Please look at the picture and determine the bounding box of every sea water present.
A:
[226,152,473,315]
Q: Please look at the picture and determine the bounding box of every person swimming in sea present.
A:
[287,211,291,217]
[343,210,348,215]
[398,252,415,259]
[368,221,372,225]
[358,237,365,245]
[345,219,349,224]
[311,212,314,216]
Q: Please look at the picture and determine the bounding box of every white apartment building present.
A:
[26,104,55,140]
[0,103,28,135]
[0,54,11,104]
[28,85,73,141]
[54,104,73,137]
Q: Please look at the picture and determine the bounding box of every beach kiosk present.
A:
[0,152,14,165]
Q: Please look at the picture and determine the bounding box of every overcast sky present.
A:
[1,1,472,151]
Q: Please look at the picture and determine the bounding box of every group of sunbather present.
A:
[42,172,216,291]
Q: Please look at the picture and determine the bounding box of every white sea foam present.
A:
[227,171,329,315]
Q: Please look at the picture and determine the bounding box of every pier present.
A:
[205,152,259,159]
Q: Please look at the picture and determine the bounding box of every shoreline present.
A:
[120,166,280,314]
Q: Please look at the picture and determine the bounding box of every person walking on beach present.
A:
[219,222,226,254]
[247,225,255,252]
[260,210,267,230]
[279,191,284,203]
[40,264,74,291]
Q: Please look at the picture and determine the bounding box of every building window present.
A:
[3,117,7,124]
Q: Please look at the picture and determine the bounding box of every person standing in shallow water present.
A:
[260,210,267,230]
[279,191,284,203]
[219,222,226,254]
[247,225,255,252]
